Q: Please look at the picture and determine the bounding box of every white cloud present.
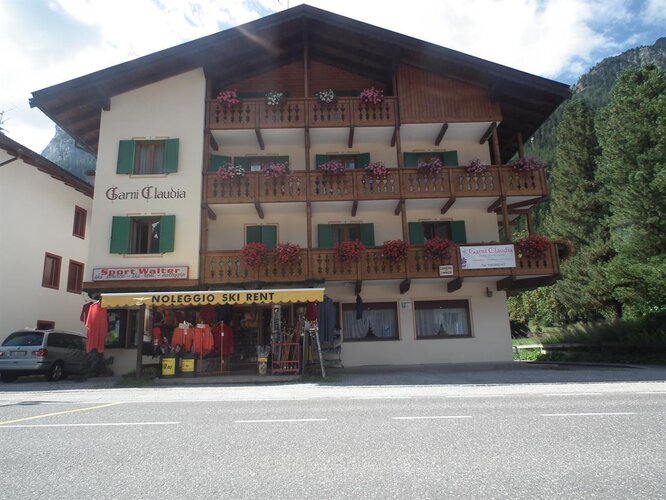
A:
[641,0,666,24]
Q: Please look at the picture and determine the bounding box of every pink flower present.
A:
[359,87,384,105]
[367,161,389,177]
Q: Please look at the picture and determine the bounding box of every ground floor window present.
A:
[415,300,471,338]
[342,301,398,341]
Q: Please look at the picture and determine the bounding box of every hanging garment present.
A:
[305,302,318,321]
[171,325,194,352]
[80,302,93,323]
[193,324,214,357]
[356,294,364,320]
[85,302,108,353]
[221,324,235,359]
[317,296,336,345]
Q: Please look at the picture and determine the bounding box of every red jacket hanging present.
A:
[85,302,108,353]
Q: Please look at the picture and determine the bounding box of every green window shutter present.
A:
[359,223,375,247]
[209,155,231,172]
[318,224,333,248]
[235,157,250,172]
[355,153,370,169]
[246,225,262,244]
[408,222,425,245]
[158,215,176,253]
[442,150,459,166]
[403,152,419,168]
[261,226,277,250]
[315,155,329,168]
[450,221,467,244]
[110,216,131,254]
[274,156,289,167]
[116,140,135,174]
[163,139,179,173]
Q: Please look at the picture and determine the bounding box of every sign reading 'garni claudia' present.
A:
[459,244,516,269]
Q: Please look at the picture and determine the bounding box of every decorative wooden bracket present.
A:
[394,199,403,216]
[399,279,411,294]
[487,197,503,213]
[496,276,516,291]
[348,126,355,148]
[207,130,219,151]
[351,200,359,217]
[255,128,265,150]
[479,122,496,144]
[354,280,362,295]
[206,206,217,221]
[435,123,449,146]
[254,202,264,219]
[391,126,399,147]
[447,278,463,293]
[440,197,456,215]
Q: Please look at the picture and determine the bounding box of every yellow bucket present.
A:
[161,357,176,377]
[181,357,195,375]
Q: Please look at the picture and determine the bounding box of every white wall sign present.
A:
[460,245,516,269]
[438,265,454,277]
[93,266,189,281]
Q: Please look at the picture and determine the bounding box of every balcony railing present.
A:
[202,243,560,286]
[207,97,399,130]
[205,166,547,204]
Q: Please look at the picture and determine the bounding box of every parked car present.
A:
[0,329,86,382]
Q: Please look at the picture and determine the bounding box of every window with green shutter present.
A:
[245,225,277,250]
[110,215,176,254]
[318,223,375,247]
[209,155,231,172]
[116,139,180,175]
[409,221,467,244]
[240,156,290,173]
[403,151,459,168]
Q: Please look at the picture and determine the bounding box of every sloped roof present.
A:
[0,133,93,197]
[30,4,570,161]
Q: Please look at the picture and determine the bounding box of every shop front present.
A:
[100,288,325,378]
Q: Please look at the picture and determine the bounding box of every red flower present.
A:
[381,239,408,264]
[424,237,452,260]
[517,234,550,258]
[334,240,366,262]
[275,242,301,266]
[241,242,267,269]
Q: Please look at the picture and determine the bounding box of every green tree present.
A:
[596,65,666,317]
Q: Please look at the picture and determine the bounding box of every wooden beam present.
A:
[306,202,312,249]
[479,122,496,145]
[254,202,264,219]
[496,276,516,291]
[206,206,217,221]
[487,197,503,213]
[526,211,534,235]
[434,123,449,146]
[348,126,355,149]
[507,196,548,210]
[440,197,456,215]
[391,126,399,147]
[491,125,502,166]
[516,132,525,159]
[394,199,402,216]
[354,280,362,295]
[505,274,562,292]
[501,196,511,242]
[351,200,358,217]
[95,88,111,111]
[255,128,265,150]
[208,131,219,151]
[399,279,411,294]
[447,278,463,293]
[304,128,311,170]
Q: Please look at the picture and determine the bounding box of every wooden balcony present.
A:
[205,166,548,204]
[202,243,560,292]
[206,97,398,130]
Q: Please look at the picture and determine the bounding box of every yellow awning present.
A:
[101,288,325,308]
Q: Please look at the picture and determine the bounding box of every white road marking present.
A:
[541,412,637,417]
[350,396,411,400]
[637,392,666,395]
[0,422,180,428]
[392,415,472,420]
[235,418,328,423]
[543,393,603,396]
[445,395,505,398]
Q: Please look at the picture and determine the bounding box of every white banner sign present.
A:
[92,266,189,281]
[460,245,516,270]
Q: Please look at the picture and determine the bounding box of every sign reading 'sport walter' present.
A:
[93,266,189,281]
[460,245,516,269]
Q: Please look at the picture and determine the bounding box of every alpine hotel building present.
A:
[30,6,570,374]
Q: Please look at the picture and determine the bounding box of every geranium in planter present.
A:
[216,89,240,107]
[516,234,550,258]
[359,87,384,105]
[417,157,444,176]
[334,240,366,262]
[381,239,408,264]
[511,157,545,172]
[262,161,290,179]
[241,242,268,269]
[216,164,245,180]
[424,236,452,260]
[315,89,336,104]
[319,160,347,175]
[265,90,285,107]
[465,159,489,174]
[275,242,301,266]
[366,161,389,178]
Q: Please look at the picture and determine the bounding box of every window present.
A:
[315,153,370,170]
[73,206,87,238]
[343,302,398,341]
[42,253,61,289]
[116,139,179,175]
[415,300,471,338]
[236,156,289,172]
[318,223,375,248]
[67,260,84,294]
[246,225,277,250]
[36,321,55,330]
[110,215,176,254]
[408,221,467,244]
[403,151,459,167]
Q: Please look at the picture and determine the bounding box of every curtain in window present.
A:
[415,307,469,337]
[343,308,397,339]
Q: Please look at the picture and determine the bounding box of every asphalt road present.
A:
[0,365,665,499]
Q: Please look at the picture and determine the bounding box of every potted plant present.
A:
[359,86,384,105]
[315,89,336,104]
[319,160,347,175]
[424,236,452,260]
[516,234,550,258]
[216,89,240,107]
[381,239,408,264]
[417,157,444,176]
[262,161,290,179]
[275,242,301,266]
[216,163,245,180]
[265,90,285,107]
[465,159,489,174]
[241,242,268,269]
[511,157,545,172]
[334,240,366,262]
[366,161,389,178]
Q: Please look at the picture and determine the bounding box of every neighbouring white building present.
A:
[0,133,93,340]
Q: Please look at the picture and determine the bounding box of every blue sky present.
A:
[1,0,664,153]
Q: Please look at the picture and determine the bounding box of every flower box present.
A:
[516,234,550,258]
[417,157,444,176]
[216,164,245,180]
[359,87,384,105]
[366,161,389,178]
[381,239,408,264]
[265,90,285,107]
[263,162,290,178]
[424,237,452,260]
[241,242,268,269]
[465,159,489,174]
[217,89,240,107]
[511,157,545,172]
[334,240,366,262]
[275,242,301,266]
[315,89,336,104]
[319,160,347,175]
